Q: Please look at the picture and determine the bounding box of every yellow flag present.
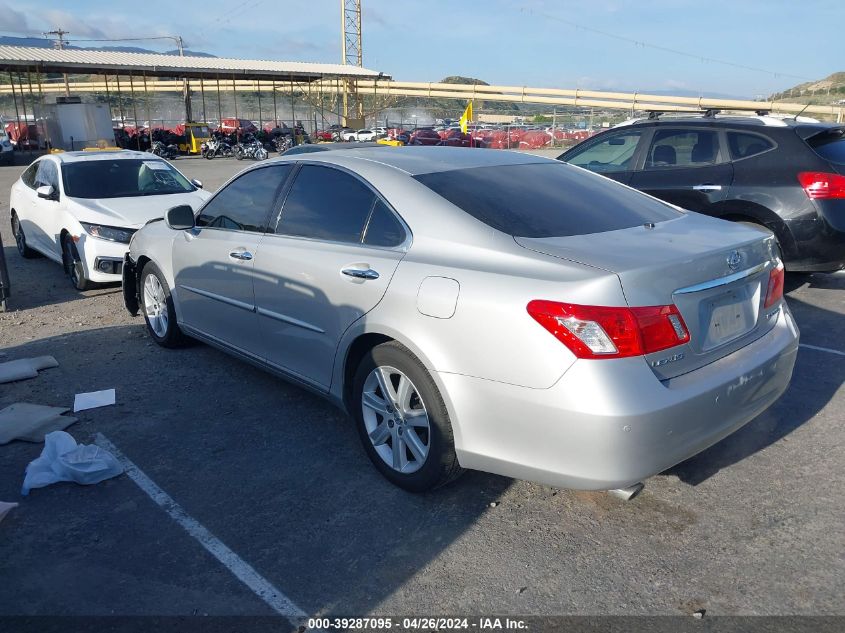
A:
[459,100,473,134]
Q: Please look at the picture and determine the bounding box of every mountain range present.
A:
[0,35,214,57]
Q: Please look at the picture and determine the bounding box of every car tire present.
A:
[352,341,463,492]
[61,233,93,290]
[139,262,187,348]
[11,213,38,259]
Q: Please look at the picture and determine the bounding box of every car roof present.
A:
[51,150,155,163]
[284,142,384,155]
[270,145,548,175]
[618,114,839,132]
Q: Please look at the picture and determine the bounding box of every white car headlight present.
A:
[79,222,136,244]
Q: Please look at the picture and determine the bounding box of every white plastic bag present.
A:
[21,431,123,496]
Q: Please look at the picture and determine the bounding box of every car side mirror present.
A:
[165,204,195,230]
[607,138,626,146]
[36,185,57,200]
[191,178,203,189]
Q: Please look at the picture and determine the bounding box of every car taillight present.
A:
[797,171,845,199]
[764,262,785,309]
[526,301,690,360]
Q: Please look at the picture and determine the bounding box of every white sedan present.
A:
[356,129,378,142]
[9,150,211,290]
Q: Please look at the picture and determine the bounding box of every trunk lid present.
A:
[515,214,779,379]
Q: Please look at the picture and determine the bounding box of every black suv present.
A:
[558,113,845,272]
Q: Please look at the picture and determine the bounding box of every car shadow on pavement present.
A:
[0,245,120,311]
[665,294,843,487]
[0,323,513,617]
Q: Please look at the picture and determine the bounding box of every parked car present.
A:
[340,128,358,142]
[558,113,845,272]
[409,128,441,146]
[123,147,797,493]
[356,129,377,142]
[282,142,385,155]
[218,118,258,135]
[5,122,39,150]
[0,129,13,165]
[9,150,210,290]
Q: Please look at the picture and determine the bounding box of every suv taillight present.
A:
[797,171,845,199]
[526,301,690,360]
[764,262,785,309]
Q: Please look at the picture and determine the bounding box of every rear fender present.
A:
[710,200,798,259]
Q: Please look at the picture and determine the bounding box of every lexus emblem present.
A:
[727,251,742,272]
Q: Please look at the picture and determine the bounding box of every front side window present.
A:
[62,158,195,198]
[564,130,643,173]
[276,165,376,243]
[35,160,59,189]
[197,164,292,233]
[645,129,720,168]
[728,132,775,160]
[21,162,39,189]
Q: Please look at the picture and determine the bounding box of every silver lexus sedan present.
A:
[122,146,799,493]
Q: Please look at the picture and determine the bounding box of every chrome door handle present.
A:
[692,184,722,192]
[229,250,253,261]
[342,267,380,280]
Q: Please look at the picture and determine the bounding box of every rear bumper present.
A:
[785,202,845,272]
[444,304,799,490]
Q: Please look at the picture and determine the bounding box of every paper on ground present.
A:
[73,389,116,413]
[0,403,77,444]
[21,431,123,495]
[0,356,59,384]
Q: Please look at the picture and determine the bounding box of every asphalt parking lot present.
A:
[0,154,843,621]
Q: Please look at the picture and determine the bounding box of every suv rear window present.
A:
[413,163,681,238]
[727,132,775,160]
[807,129,845,166]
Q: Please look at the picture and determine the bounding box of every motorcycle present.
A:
[203,136,233,159]
[148,140,178,159]
[273,135,293,154]
[234,136,268,160]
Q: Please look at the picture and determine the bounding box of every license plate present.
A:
[707,296,751,345]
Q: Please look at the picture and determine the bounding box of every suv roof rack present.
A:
[645,106,771,120]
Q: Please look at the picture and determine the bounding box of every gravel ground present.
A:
[0,155,843,619]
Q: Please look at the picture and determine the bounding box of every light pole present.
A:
[43,28,71,96]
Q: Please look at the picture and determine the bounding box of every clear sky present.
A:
[3,0,842,98]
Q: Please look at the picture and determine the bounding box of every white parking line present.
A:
[799,343,845,357]
[94,433,306,620]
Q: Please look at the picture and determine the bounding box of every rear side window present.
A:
[807,130,845,166]
[197,164,292,232]
[645,129,720,168]
[727,132,775,160]
[277,165,375,243]
[363,200,405,247]
[414,163,681,238]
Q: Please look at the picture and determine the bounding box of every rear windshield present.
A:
[413,162,681,238]
[808,129,845,166]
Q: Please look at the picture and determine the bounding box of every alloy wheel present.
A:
[12,216,26,255]
[143,274,169,338]
[361,365,431,474]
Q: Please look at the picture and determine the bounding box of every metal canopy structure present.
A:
[0,45,386,81]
